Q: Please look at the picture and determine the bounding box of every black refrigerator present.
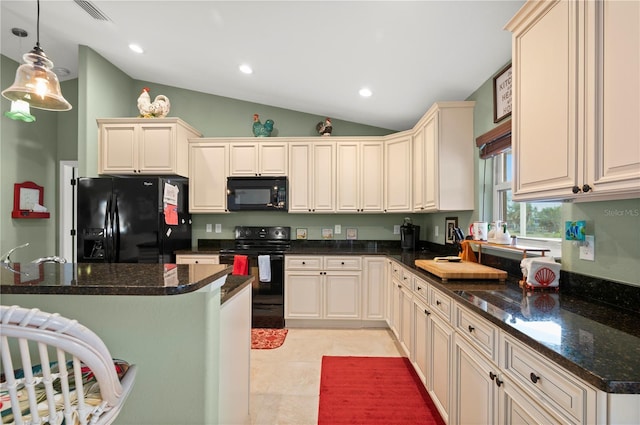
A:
[76,177,191,263]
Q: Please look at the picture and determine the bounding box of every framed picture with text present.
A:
[493,64,512,123]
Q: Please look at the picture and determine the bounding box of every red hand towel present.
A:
[233,255,248,275]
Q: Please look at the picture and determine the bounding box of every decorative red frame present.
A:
[12,181,50,219]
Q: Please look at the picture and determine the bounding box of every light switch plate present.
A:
[393,225,400,235]
[434,226,439,237]
[580,235,595,261]
[205,223,212,233]
[335,224,341,234]
[215,223,222,233]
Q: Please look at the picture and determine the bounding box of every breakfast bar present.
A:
[1,263,252,425]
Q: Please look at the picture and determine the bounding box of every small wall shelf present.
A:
[471,240,550,262]
[12,181,50,219]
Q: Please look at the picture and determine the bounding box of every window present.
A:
[493,150,562,256]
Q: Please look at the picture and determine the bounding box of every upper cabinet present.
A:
[507,0,640,202]
[188,140,229,213]
[413,102,475,212]
[97,118,201,177]
[288,141,336,213]
[384,132,413,212]
[336,139,384,213]
[229,140,288,176]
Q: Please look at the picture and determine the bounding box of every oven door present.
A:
[219,252,285,328]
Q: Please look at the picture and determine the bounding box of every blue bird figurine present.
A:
[253,114,274,137]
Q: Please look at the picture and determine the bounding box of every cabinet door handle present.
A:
[424,309,431,316]
[417,286,422,291]
[195,260,199,264]
[341,261,345,265]
[436,300,441,306]
[572,185,581,194]
[530,373,540,384]
[495,378,503,387]
[582,184,592,193]
[489,372,496,381]
[468,325,475,333]
[397,284,402,288]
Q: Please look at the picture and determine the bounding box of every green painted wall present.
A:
[2,51,638,286]
[1,54,65,262]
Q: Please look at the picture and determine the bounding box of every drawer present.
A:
[429,287,452,323]
[501,333,596,424]
[285,256,322,270]
[175,254,219,264]
[455,305,497,362]
[324,256,362,270]
[413,276,429,304]
[390,261,403,281]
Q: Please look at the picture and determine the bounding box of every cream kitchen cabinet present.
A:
[413,101,475,212]
[428,299,454,424]
[229,140,288,176]
[507,0,640,202]
[97,118,201,177]
[362,257,387,321]
[175,254,220,264]
[188,140,229,213]
[384,132,413,212]
[285,256,362,323]
[288,141,335,213]
[336,140,384,213]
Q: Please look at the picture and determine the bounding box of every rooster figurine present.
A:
[137,87,171,118]
[316,117,333,136]
[252,114,274,137]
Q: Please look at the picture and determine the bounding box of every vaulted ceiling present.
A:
[1,1,524,130]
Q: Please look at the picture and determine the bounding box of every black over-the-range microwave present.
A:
[226,177,288,211]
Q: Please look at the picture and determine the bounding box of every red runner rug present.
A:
[318,356,445,425]
[251,328,288,349]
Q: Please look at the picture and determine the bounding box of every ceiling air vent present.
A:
[73,0,111,21]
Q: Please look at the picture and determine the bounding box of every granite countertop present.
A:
[220,274,253,305]
[178,241,640,393]
[0,263,232,296]
[388,254,640,394]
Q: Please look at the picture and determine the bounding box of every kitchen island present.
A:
[1,263,252,425]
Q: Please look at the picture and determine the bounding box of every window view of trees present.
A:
[506,200,562,238]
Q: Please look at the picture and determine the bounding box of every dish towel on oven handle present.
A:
[233,255,248,275]
[258,255,271,282]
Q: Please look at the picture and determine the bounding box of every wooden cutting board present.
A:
[415,259,507,282]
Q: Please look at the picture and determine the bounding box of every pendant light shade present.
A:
[1,0,72,111]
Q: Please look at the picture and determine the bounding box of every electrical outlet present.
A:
[215,223,222,233]
[206,223,212,233]
[434,226,439,237]
[335,224,342,234]
[393,225,400,235]
[580,235,595,261]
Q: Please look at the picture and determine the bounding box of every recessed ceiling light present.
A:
[359,87,373,98]
[129,44,144,54]
[239,64,253,75]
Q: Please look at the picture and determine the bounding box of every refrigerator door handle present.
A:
[112,196,120,263]
[104,196,112,263]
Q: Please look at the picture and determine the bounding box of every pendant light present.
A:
[2,0,72,111]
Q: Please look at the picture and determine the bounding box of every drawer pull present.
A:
[424,309,431,316]
[468,325,475,333]
[417,286,422,291]
[495,377,503,387]
[436,300,441,306]
[397,284,402,288]
[403,276,408,280]
[530,373,540,384]
[489,372,496,381]
[302,261,306,265]
[341,261,345,265]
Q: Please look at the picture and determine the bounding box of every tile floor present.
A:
[249,328,404,425]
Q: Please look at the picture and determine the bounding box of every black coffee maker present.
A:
[400,218,420,251]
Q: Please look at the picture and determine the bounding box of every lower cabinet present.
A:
[363,257,387,320]
[429,307,454,424]
[453,334,499,425]
[285,255,362,324]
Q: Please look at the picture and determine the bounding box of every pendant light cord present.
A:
[36,0,41,49]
